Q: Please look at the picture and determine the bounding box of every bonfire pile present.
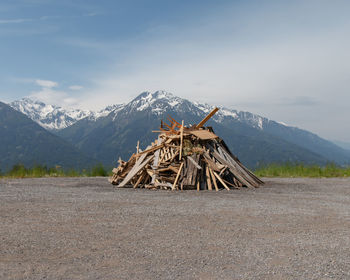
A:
[109,108,263,190]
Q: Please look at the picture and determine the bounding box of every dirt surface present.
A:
[1,177,350,280]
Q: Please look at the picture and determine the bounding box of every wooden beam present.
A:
[195,107,219,129]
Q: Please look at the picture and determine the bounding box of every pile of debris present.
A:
[109,108,264,190]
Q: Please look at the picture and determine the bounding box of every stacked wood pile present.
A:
[109,108,264,190]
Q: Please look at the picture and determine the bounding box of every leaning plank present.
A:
[209,168,219,191]
[206,166,213,191]
[118,155,154,187]
[172,162,184,190]
[134,172,146,188]
[213,171,230,191]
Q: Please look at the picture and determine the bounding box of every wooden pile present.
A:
[109,108,264,190]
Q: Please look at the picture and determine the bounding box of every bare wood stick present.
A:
[179,120,184,160]
[206,166,213,191]
[136,141,140,154]
[134,172,145,188]
[172,162,184,190]
[209,168,219,191]
[213,171,230,191]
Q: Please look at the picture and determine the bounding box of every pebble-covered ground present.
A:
[0,177,350,280]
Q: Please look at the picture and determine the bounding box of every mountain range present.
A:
[3,90,350,170]
[0,101,95,172]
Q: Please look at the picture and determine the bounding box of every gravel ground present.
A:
[0,177,350,280]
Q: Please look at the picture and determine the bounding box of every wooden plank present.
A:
[213,171,230,191]
[118,155,154,187]
[172,162,184,190]
[195,107,219,128]
[206,166,212,191]
[189,129,218,140]
[179,120,184,160]
[203,153,221,172]
[151,136,162,184]
[209,168,219,191]
[188,155,202,169]
[137,143,165,156]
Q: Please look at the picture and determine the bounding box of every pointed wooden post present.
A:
[179,120,184,160]
[136,141,140,154]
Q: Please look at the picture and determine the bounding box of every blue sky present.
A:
[1,0,350,141]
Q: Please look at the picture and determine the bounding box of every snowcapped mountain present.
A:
[8,91,350,167]
[117,90,273,130]
[10,98,123,130]
[10,91,277,132]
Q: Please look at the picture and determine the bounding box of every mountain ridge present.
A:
[0,101,97,171]
[7,91,350,168]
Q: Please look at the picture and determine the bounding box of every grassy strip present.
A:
[0,163,110,178]
[255,163,350,177]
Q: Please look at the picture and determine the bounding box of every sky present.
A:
[0,0,349,142]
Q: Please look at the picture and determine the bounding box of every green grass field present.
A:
[255,163,350,177]
[0,163,110,178]
[2,163,350,179]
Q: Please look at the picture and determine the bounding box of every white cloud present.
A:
[69,85,83,91]
[0,18,32,24]
[29,87,78,108]
[35,79,58,88]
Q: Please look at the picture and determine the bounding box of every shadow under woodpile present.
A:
[109,108,264,190]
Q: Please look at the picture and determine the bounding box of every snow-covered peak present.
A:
[10,97,126,130]
[9,91,290,132]
[127,90,184,114]
[10,98,93,130]
[92,103,125,120]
